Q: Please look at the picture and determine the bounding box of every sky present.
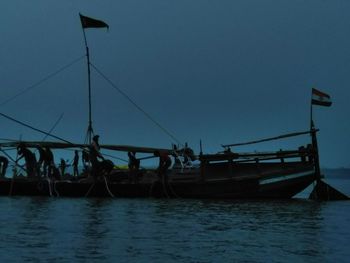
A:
[0,0,350,168]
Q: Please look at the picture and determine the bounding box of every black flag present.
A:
[79,13,109,30]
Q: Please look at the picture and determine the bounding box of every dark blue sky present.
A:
[1,1,349,168]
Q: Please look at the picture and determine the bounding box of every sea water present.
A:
[0,180,349,262]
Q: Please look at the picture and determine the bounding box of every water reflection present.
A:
[0,197,348,262]
[74,198,114,261]
[148,199,326,262]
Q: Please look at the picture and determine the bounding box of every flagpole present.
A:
[82,27,94,144]
[310,89,313,131]
[310,89,321,181]
[310,89,317,135]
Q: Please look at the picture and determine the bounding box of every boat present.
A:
[0,129,329,199]
[0,14,347,200]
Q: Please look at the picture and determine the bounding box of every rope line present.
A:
[0,112,74,145]
[85,182,95,197]
[103,175,115,197]
[41,113,65,142]
[53,180,59,197]
[0,55,85,107]
[90,63,182,146]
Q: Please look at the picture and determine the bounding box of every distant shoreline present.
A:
[322,168,350,179]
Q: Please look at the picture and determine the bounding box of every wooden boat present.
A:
[0,130,318,199]
[0,14,346,200]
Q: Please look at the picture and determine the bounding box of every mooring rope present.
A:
[8,177,15,196]
[161,175,170,199]
[85,182,95,197]
[103,175,115,198]
[46,178,53,197]
[53,180,60,197]
[167,179,180,198]
[149,179,157,198]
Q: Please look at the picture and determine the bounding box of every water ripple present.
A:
[0,196,349,262]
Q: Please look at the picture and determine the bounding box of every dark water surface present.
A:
[0,181,349,262]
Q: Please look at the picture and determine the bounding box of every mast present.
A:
[82,29,94,143]
[79,13,109,144]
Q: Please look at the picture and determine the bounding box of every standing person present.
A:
[17,144,37,177]
[44,147,55,177]
[128,151,140,171]
[0,155,8,177]
[154,151,172,180]
[154,151,172,197]
[89,135,104,178]
[36,146,46,176]
[128,151,140,183]
[73,150,79,176]
[91,135,103,158]
[82,150,89,171]
[60,158,66,177]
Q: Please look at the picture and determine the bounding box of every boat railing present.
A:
[221,129,319,149]
[200,147,314,164]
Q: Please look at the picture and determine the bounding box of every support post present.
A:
[310,123,321,181]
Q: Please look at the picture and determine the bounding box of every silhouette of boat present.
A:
[0,132,319,199]
[0,14,347,200]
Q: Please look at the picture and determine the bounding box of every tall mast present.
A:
[79,13,109,144]
[82,29,94,144]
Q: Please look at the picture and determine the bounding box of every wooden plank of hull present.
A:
[0,161,316,198]
[49,179,259,198]
[0,174,314,199]
[185,161,314,182]
[0,178,50,196]
[258,172,315,198]
[54,181,153,198]
[52,175,314,199]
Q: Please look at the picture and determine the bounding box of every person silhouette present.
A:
[17,144,37,177]
[73,150,79,176]
[0,155,8,177]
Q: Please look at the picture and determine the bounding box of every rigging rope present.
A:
[41,113,65,142]
[0,147,20,167]
[90,63,183,146]
[0,112,128,164]
[0,55,85,107]
[0,138,20,142]
[0,112,74,145]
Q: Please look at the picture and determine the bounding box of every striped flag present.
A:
[312,88,332,107]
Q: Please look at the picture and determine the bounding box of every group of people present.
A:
[15,143,87,179]
[127,150,172,182]
[11,135,111,179]
[0,134,177,181]
[16,143,73,179]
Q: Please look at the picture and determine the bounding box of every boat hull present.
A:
[0,163,315,199]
